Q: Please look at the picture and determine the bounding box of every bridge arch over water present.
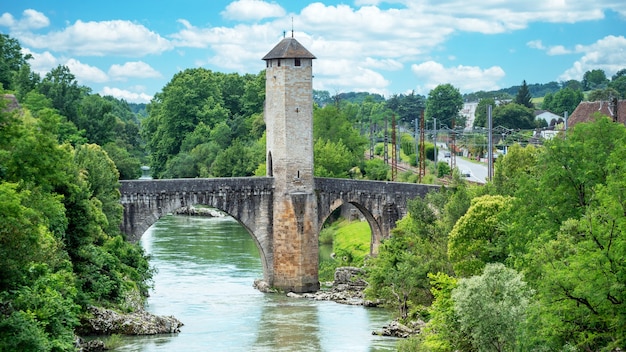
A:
[120,177,438,291]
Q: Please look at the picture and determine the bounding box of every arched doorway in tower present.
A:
[267,151,273,177]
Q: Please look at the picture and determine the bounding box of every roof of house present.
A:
[568,99,626,128]
[262,37,316,60]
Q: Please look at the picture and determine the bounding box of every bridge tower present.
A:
[263,36,319,292]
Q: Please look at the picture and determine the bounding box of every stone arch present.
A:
[119,178,275,286]
[317,198,384,256]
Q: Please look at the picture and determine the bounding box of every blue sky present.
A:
[2,0,625,103]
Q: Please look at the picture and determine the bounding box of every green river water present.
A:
[110,214,399,351]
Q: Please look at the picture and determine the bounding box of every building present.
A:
[568,99,626,128]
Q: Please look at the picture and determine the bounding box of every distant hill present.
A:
[314,81,566,107]
[462,81,563,102]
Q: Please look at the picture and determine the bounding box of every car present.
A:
[444,151,451,158]
[461,169,471,177]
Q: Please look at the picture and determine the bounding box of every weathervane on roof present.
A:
[291,16,294,37]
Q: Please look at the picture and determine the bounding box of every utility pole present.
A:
[450,118,457,170]
[433,118,438,165]
[384,115,388,166]
[369,122,375,159]
[419,110,426,182]
[391,114,397,181]
[488,105,493,181]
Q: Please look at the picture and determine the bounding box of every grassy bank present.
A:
[319,218,371,282]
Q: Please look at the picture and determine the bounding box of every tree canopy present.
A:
[425,84,464,128]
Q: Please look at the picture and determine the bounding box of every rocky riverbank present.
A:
[286,266,379,306]
[174,205,225,217]
[76,306,183,351]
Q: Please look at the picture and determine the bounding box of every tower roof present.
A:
[262,37,316,60]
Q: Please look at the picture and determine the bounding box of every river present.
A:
[111,214,399,351]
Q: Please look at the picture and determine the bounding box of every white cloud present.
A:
[528,40,571,55]
[65,58,108,83]
[314,58,390,94]
[559,35,626,81]
[101,86,153,104]
[22,48,59,75]
[0,9,49,31]
[17,19,172,57]
[411,61,506,93]
[527,40,545,50]
[546,45,571,55]
[109,61,162,80]
[221,0,286,21]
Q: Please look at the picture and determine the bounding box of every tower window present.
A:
[277,59,281,67]
[295,58,301,66]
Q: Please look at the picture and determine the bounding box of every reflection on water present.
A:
[112,215,398,351]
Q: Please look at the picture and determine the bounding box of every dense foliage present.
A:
[372,116,626,351]
[0,34,152,350]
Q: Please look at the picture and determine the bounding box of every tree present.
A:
[426,84,464,128]
[587,87,621,102]
[313,139,353,178]
[493,143,540,196]
[78,94,117,145]
[362,158,389,180]
[386,91,426,126]
[542,87,583,115]
[366,192,454,318]
[473,97,495,128]
[608,74,626,99]
[74,144,123,237]
[582,69,608,90]
[507,117,626,350]
[492,103,534,129]
[452,263,532,352]
[448,195,513,277]
[37,65,86,124]
[515,80,533,108]
[0,34,32,91]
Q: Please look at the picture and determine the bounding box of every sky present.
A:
[1,0,625,103]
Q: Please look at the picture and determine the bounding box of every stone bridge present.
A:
[119,177,438,290]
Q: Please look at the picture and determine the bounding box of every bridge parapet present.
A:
[120,177,274,241]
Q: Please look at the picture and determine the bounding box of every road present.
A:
[437,144,488,184]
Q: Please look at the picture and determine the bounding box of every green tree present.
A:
[492,143,540,196]
[452,263,532,352]
[78,94,117,145]
[37,65,87,124]
[515,80,533,108]
[506,117,626,350]
[74,144,123,237]
[582,69,609,90]
[608,73,626,98]
[210,139,260,177]
[313,138,353,178]
[448,195,513,277]
[313,104,367,161]
[386,91,426,126]
[426,84,464,128]
[0,34,32,91]
[587,87,620,101]
[492,102,534,129]
[541,87,583,115]
[366,192,453,318]
[473,97,495,128]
